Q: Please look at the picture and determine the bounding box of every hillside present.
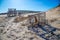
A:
[46,5,60,28]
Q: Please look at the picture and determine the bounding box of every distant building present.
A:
[7,8,41,17]
[7,9,17,17]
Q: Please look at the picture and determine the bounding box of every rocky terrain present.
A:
[0,14,45,40]
[0,13,60,40]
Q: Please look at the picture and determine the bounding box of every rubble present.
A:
[0,11,60,40]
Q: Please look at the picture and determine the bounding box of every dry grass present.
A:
[46,6,60,28]
[0,17,6,23]
[14,16,28,23]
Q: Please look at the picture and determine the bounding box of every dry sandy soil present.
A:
[46,5,60,28]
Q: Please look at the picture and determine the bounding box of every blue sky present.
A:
[0,0,59,13]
